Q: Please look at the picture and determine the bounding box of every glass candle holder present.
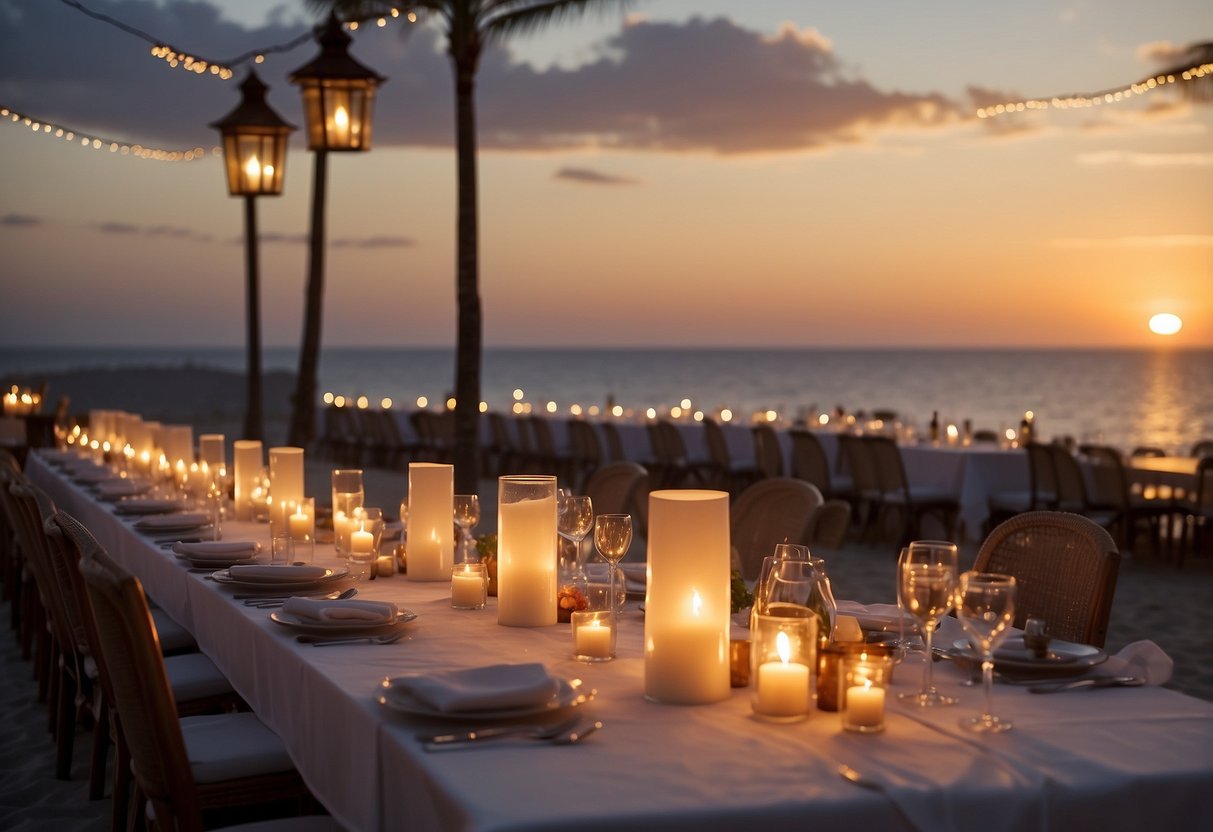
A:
[751,610,817,722]
[571,609,616,662]
[332,468,365,558]
[840,652,892,733]
[730,638,751,688]
[497,475,558,628]
[348,507,384,581]
[819,642,892,711]
[451,562,488,610]
[288,497,315,563]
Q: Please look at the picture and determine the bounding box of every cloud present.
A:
[1136,40,1191,66]
[0,4,965,156]
[1,214,41,226]
[1052,235,1213,248]
[257,232,309,245]
[331,235,415,248]
[1076,150,1213,167]
[554,167,640,185]
[95,221,139,234]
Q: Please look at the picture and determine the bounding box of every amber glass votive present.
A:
[840,652,893,733]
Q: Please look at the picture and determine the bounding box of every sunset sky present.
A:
[1,0,1210,349]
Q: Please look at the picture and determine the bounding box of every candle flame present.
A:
[335,106,349,130]
[691,590,702,617]
[244,155,260,178]
[776,631,791,665]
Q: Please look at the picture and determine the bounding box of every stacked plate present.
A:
[172,540,261,569]
[270,598,415,636]
[211,564,350,591]
[953,636,1106,678]
[378,664,589,721]
[115,498,189,516]
[132,512,211,534]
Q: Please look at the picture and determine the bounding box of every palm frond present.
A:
[482,0,631,42]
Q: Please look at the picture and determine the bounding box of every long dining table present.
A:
[28,452,1213,832]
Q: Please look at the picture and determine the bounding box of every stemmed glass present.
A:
[956,571,1017,733]
[558,495,594,580]
[453,494,480,563]
[897,540,959,707]
[593,514,632,617]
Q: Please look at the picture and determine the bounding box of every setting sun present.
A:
[1148,313,1183,336]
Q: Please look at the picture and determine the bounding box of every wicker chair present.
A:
[1190,439,1213,459]
[700,418,760,495]
[836,434,882,539]
[76,535,322,832]
[730,478,823,581]
[788,429,852,501]
[584,462,647,518]
[600,421,627,463]
[865,435,960,544]
[751,424,785,480]
[565,420,604,492]
[975,511,1120,648]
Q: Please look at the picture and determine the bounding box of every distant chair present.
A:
[484,411,516,477]
[972,429,999,444]
[730,478,823,581]
[1082,444,1172,555]
[975,511,1120,648]
[751,424,784,480]
[645,420,698,489]
[363,408,413,470]
[788,429,851,501]
[1180,457,1213,563]
[566,419,604,491]
[987,442,1058,532]
[1131,446,1166,458]
[1045,443,1120,536]
[600,421,627,463]
[864,435,960,544]
[836,434,882,539]
[701,418,760,495]
[527,415,565,477]
[1190,439,1213,459]
[584,462,647,518]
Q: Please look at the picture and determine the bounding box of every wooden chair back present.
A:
[730,478,823,581]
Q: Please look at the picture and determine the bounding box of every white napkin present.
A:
[228,564,330,581]
[134,512,211,528]
[1101,640,1174,685]
[834,600,914,631]
[172,540,260,560]
[282,597,398,624]
[95,479,150,500]
[394,663,560,713]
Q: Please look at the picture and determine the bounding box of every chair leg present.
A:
[54,667,76,780]
[113,731,134,832]
[89,696,111,800]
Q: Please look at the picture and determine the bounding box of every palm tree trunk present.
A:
[452,60,482,493]
[243,195,264,442]
[288,149,329,449]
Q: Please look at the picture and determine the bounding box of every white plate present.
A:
[377,676,589,721]
[180,554,262,569]
[116,499,189,516]
[953,637,1106,676]
[270,609,417,635]
[133,513,211,532]
[211,566,349,590]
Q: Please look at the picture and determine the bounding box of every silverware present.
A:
[422,714,585,747]
[234,588,358,601]
[298,629,408,646]
[838,764,921,831]
[246,587,357,608]
[1028,676,1143,694]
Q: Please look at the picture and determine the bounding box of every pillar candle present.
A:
[644,489,731,704]
[451,564,486,608]
[407,463,454,581]
[350,523,374,556]
[289,508,311,541]
[574,614,615,659]
[844,682,885,729]
[233,440,263,521]
[497,476,557,627]
[755,632,810,718]
[199,434,225,467]
[269,447,304,530]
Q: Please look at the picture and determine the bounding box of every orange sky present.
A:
[1,1,1210,348]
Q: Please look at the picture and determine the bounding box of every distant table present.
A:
[1129,456,1200,493]
[28,451,1213,832]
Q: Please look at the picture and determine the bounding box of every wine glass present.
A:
[956,571,1017,733]
[593,514,632,617]
[453,494,480,563]
[897,540,959,707]
[558,495,594,579]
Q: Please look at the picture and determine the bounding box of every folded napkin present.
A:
[394,663,560,713]
[134,512,210,529]
[282,597,398,624]
[834,600,914,631]
[96,479,151,500]
[117,499,188,515]
[228,564,330,581]
[1101,640,1173,685]
[172,540,260,560]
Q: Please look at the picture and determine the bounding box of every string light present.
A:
[977,58,1213,119]
[0,105,215,161]
[58,0,420,81]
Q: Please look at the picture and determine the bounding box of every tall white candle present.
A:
[199,434,225,467]
[232,440,262,521]
[755,632,810,717]
[644,490,731,705]
[407,463,454,581]
[269,447,305,530]
[497,476,557,628]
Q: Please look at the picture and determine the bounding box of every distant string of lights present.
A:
[977,57,1213,118]
[0,105,214,162]
[58,0,418,82]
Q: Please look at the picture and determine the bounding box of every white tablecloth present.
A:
[29,453,1213,832]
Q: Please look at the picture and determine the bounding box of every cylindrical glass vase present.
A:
[497,475,557,627]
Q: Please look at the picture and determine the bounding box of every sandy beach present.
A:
[2,365,1210,829]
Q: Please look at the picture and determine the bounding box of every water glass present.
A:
[957,571,1017,733]
[332,469,365,557]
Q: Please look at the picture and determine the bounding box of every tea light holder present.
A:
[840,652,892,733]
[288,497,315,563]
[751,610,817,722]
[451,562,488,610]
[730,638,751,688]
[571,609,616,662]
[818,642,892,712]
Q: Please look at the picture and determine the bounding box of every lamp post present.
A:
[210,70,295,442]
[286,13,386,448]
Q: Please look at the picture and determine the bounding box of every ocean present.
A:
[1,346,1209,455]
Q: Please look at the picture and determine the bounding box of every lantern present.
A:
[289,14,386,152]
[210,70,295,196]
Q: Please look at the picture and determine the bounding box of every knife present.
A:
[1028,676,1143,694]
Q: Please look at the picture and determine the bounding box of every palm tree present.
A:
[312,0,627,492]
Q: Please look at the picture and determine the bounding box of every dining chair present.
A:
[836,434,883,541]
[599,421,627,463]
[76,532,325,832]
[1045,444,1120,535]
[583,462,647,518]
[1179,457,1213,565]
[565,419,603,491]
[47,509,244,816]
[729,478,823,581]
[1130,446,1166,458]
[485,411,519,476]
[0,448,27,634]
[788,429,852,501]
[1190,439,1213,459]
[986,442,1059,533]
[1081,445,1172,556]
[864,435,960,544]
[699,418,760,495]
[527,415,564,477]
[751,424,784,480]
[974,511,1120,648]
